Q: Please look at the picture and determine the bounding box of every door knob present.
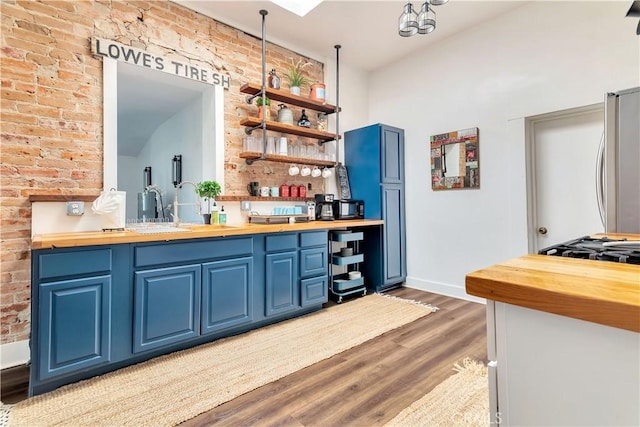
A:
[538,226,548,235]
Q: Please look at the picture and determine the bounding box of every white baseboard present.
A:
[1,340,29,369]
[405,276,486,305]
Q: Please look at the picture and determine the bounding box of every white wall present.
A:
[368,1,639,300]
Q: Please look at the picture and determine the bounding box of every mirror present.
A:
[430,127,479,190]
[103,58,225,223]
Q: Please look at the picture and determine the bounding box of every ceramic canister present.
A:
[310,83,326,102]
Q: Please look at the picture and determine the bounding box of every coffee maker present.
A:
[314,194,334,220]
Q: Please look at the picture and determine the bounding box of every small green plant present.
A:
[255,95,270,106]
[284,57,312,88]
[195,180,221,214]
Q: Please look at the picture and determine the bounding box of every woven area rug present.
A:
[385,358,489,427]
[7,294,436,427]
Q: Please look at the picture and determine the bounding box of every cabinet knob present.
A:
[538,226,548,235]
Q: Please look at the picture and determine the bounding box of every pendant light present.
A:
[398,0,447,37]
[417,2,436,34]
[398,2,419,37]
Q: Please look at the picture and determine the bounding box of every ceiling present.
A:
[173,0,530,71]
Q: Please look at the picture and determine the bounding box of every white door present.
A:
[529,107,605,252]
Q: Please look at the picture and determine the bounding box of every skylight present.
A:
[269,0,323,17]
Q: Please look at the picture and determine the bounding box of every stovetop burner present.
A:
[538,236,640,265]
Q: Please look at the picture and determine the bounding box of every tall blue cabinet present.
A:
[344,123,407,291]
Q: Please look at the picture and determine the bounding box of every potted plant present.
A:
[195,180,221,224]
[284,58,312,96]
[256,95,271,120]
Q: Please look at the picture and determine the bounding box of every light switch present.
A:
[241,201,251,211]
[66,201,85,216]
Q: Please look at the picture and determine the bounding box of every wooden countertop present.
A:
[31,219,384,249]
[466,253,640,333]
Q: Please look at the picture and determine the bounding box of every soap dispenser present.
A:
[219,206,227,224]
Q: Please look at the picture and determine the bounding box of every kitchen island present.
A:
[29,220,382,396]
[466,243,640,426]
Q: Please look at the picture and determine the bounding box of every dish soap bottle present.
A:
[211,202,219,224]
[268,69,280,89]
[219,206,227,224]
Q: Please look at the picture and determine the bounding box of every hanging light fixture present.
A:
[398,2,418,37]
[417,1,436,34]
[399,0,447,37]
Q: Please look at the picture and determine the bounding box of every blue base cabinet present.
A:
[133,265,201,353]
[202,257,253,334]
[38,275,112,381]
[344,123,407,291]
[29,231,328,396]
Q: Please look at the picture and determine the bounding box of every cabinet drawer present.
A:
[300,247,328,278]
[134,237,253,268]
[301,276,328,307]
[265,233,297,252]
[300,231,327,248]
[38,249,112,280]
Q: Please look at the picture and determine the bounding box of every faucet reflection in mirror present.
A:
[173,180,199,225]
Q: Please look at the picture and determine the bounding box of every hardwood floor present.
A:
[0,288,487,426]
[182,288,487,426]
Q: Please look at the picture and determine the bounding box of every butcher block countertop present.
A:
[466,236,640,333]
[31,219,384,250]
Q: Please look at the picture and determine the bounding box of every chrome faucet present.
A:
[173,180,199,225]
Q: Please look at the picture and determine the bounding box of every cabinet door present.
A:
[133,265,201,353]
[38,276,111,381]
[382,185,407,285]
[201,257,253,335]
[381,125,404,184]
[265,251,299,316]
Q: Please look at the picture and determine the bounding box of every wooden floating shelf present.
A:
[240,118,338,142]
[240,83,339,115]
[239,151,336,167]
[216,195,314,202]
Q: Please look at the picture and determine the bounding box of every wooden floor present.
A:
[1,288,487,426]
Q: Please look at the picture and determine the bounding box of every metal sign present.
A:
[91,37,230,90]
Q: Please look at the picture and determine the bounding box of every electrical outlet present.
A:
[241,201,251,211]
[66,201,85,216]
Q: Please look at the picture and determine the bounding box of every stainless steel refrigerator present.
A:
[597,87,640,234]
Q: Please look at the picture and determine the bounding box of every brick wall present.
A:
[0,0,324,345]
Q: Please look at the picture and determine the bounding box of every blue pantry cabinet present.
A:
[344,123,407,291]
[29,231,327,396]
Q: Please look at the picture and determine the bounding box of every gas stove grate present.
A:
[539,236,640,265]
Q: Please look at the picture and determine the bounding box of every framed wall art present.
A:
[430,127,479,190]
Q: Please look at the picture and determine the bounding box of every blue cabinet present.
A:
[345,123,407,291]
[30,232,329,396]
[202,257,253,334]
[133,265,201,353]
[299,231,328,306]
[265,231,328,315]
[265,251,299,316]
[37,275,112,381]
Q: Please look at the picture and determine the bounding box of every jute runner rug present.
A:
[385,358,489,427]
[8,294,436,427]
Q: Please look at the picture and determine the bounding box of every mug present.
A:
[260,186,270,197]
[311,166,322,178]
[270,186,279,197]
[300,166,311,177]
[289,164,299,176]
[322,168,332,178]
[247,181,260,196]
